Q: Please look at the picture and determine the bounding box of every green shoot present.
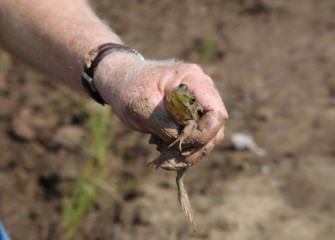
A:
[61,103,114,239]
[200,39,216,65]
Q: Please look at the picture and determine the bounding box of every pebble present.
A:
[261,165,270,175]
[11,108,37,141]
[53,125,85,149]
[230,133,266,157]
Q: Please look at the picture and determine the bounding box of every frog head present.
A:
[166,84,203,125]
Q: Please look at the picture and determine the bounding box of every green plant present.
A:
[200,39,216,65]
[61,103,119,239]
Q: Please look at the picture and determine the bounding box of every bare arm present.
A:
[0,0,121,89]
[0,0,228,169]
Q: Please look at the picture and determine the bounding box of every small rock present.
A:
[11,108,37,141]
[0,97,15,116]
[230,133,266,157]
[270,179,280,189]
[53,125,85,149]
[11,107,59,141]
[261,165,270,175]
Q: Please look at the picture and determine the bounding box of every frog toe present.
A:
[168,134,188,151]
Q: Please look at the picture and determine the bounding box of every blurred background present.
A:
[0,0,335,239]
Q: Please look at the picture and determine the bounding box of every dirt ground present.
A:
[1,0,335,239]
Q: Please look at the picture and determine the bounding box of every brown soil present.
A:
[1,0,335,239]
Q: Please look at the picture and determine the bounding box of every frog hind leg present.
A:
[168,122,196,151]
[176,168,196,231]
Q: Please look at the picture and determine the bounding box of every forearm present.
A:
[0,0,122,89]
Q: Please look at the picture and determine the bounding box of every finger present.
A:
[152,127,225,170]
[127,94,180,143]
[147,99,181,142]
[181,75,228,145]
[148,148,189,171]
[183,127,225,166]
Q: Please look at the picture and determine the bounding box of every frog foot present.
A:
[168,133,189,152]
[168,123,195,151]
[148,156,189,170]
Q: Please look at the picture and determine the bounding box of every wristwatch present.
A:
[81,43,144,105]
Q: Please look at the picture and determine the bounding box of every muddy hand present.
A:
[93,53,228,168]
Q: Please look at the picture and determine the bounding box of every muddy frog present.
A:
[165,83,203,231]
[166,83,203,151]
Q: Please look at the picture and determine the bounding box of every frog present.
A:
[165,83,203,231]
[166,83,203,152]
[148,83,202,231]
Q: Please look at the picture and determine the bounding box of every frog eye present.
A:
[179,84,188,91]
[197,109,204,118]
[189,96,196,104]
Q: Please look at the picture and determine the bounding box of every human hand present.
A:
[93,53,228,170]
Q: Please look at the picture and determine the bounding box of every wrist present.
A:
[94,51,140,83]
[93,52,144,104]
[81,43,144,105]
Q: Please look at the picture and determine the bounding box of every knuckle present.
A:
[216,110,228,125]
[196,114,224,145]
[203,75,215,86]
[183,63,203,74]
[197,134,212,145]
[215,129,225,144]
[220,110,229,122]
[184,150,203,166]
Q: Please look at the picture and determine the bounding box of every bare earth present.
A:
[0,0,334,239]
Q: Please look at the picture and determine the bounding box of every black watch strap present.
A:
[81,43,144,105]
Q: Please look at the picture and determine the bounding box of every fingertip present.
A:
[189,110,224,145]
